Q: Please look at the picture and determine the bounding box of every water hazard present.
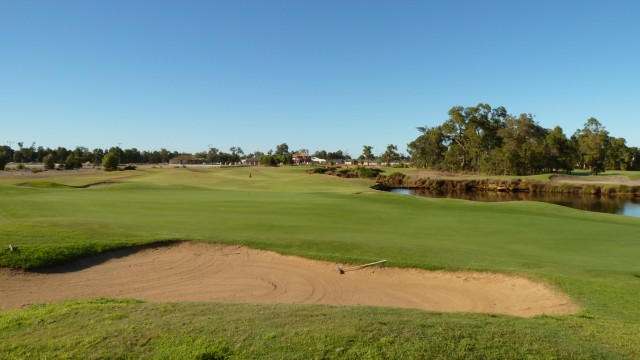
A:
[391,188,640,218]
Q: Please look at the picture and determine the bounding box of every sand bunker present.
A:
[0,242,577,317]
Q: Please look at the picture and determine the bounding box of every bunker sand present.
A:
[0,242,577,317]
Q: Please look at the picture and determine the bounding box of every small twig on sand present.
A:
[337,259,387,274]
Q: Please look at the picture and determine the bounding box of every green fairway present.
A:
[1,166,640,358]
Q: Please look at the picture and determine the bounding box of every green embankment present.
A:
[1,167,639,358]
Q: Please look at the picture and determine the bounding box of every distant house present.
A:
[311,157,326,164]
[292,152,312,165]
[242,156,261,166]
[361,159,381,166]
[169,154,200,165]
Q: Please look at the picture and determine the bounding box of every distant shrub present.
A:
[123,165,137,171]
[43,154,56,170]
[384,172,406,186]
[102,152,119,171]
[358,167,383,179]
[308,167,338,174]
[63,154,82,169]
[16,163,25,170]
[31,168,43,173]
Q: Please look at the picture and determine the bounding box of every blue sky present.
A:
[2,0,639,157]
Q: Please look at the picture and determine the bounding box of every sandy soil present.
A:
[0,242,577,317]
[549,174,640,185]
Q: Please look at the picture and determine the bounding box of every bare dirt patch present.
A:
[0,242,577,317]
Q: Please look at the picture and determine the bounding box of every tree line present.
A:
[0,141,362,169]
[407,104,639,175]
[2,104,637,175]
[0,144,183,170]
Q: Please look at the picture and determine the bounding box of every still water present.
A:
[391,188,640,218]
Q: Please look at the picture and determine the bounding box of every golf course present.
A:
[0,166,639,358]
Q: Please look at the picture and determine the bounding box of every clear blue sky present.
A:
[2,0,639,157]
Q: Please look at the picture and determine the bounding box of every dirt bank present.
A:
[0,242,577,317]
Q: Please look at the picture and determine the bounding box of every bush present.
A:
[358,167,383,179]
[63,154,82,169]
[102,152,119,171]
[308,167,338,174]
[43,154,56,170]
[123,165,137,171]
[16,163,25,170]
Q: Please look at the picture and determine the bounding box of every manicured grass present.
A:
[1,166,640,358]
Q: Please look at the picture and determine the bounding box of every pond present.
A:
[390,188,640,218]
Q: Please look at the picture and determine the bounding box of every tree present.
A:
[362,145,374,164]
[64,153,82,169]
[43,154,56,170]
[313,150,328,159]
[229,147,244,157]
[629,147,640,170]
[260,154,278,167]
[407,126,447,168]
[575,118,609,175]
[381,144,400,166]
[56,147,68,163]
[327,150,346,160]
[92,148,105,165]
[159,148,169,163]
[494,114,547,175]
[207,147,220,163]
[102,152,119,171]
[0,153,7,170]
[544,126,574,173]
[275,143,289,156]
[605,137,631,170]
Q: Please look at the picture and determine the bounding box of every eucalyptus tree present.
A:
[544,126,574,173]
[381,144,400,166]
[575,118,609,174]
[275,143,289,156]
[440,104,504,172]
[407,126,446,168]
[605,137,631,170]
[496,114,547,175]
[362,145,374,164]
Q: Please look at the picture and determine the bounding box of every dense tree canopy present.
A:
[408,104,638,175]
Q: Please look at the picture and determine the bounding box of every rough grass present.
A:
[0,300,625,359]
[1,166,640,358]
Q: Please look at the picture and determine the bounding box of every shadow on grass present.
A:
[33,240,182,274]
